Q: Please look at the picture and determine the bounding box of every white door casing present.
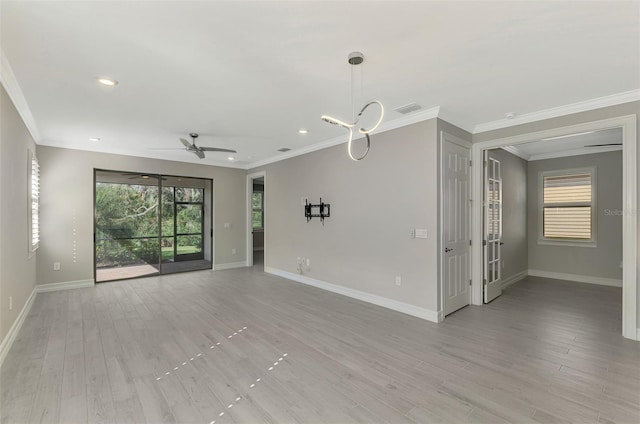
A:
[246,171,266,267]
[442,132,472,316]
[470,115,636,340]
[484,151,502,303]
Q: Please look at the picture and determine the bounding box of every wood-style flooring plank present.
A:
[1,271,639,424]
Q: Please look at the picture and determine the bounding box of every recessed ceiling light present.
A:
[89,137,100,142]
[97,77,118,86]
[227,156,236,161]
[298,129,308,134]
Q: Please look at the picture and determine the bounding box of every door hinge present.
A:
[469,279,472,286]
[483,240,487,246]
[469,239,472,246]
[469,160,472,166]
[483,278,487,286]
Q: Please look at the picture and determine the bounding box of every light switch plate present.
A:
[415,229,428,239]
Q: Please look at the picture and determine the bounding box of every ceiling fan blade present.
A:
[193,150,205,159]
[584,143,622,147]
[179,138,193,148]
[199,147,237,153]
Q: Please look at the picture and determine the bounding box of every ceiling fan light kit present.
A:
[321,51,385,161]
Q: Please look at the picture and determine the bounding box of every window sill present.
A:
[537,239,597,248]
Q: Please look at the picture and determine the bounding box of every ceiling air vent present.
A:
[394,102,422,114]
[277,147,291,152]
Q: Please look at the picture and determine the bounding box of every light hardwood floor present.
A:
[1,271,639,423]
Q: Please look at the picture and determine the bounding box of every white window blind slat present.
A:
[29,152,40,252]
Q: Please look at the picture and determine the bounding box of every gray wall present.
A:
[0,85,37,343]
[490,148,528,281]
[251,119,443,313]
[527,151,623,280]
[473,100,639,324]
[36,146,247,285]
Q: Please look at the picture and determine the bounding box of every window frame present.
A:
[252,190,264,229]
[28,149,40,255]
[538,166,597,248]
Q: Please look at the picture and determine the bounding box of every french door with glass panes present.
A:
[484,151,503,303]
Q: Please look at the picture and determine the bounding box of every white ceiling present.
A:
[501,127,623,161]
[2,1,639,169]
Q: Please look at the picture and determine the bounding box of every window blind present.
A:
[30,153,40,251]
[543,173,592,240]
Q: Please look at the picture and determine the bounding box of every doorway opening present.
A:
[470,115,637,340]
[246,171,266,270]
[94,170,213,282]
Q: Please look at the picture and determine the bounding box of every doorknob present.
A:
[500,242,504,245]
[445,248,453,252]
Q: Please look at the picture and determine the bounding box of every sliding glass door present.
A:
[95,173,161,281]
[95,170,212,283]
[161,185,204,263]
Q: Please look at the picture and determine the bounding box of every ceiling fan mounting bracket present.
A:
[189,133,199,140]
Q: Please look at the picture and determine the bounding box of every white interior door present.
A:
[442,133,471,316]
[484,151,503,303]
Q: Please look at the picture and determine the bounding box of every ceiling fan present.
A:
[584,143,622,147]
[179,133,237,159]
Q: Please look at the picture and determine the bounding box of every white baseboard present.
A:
[527,269,622,287]
[265,267,441,323]
[214,261,247,271]
[36,279,95,293]
[501,270,528,289]
[0,287,36,367]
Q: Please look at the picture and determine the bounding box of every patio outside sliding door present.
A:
[94,171,161,282]
[95,170,212,282]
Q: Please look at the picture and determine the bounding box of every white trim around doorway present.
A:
[471,115,637,340]
[471,115,638,340]
[246,171,266,267]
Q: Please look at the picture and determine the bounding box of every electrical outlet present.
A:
[9,296,12,311]
[53,262,61,271]
[306,258,310,267]
[395,276,402,286]
[231,248,237,255]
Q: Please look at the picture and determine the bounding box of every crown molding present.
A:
[0,49,41,142]
[528,145,622,161]
[36,141,250,170]
[501,145,530,160]
[248,106,441,169]
[473,89,640,134]
[437,107,475,134]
